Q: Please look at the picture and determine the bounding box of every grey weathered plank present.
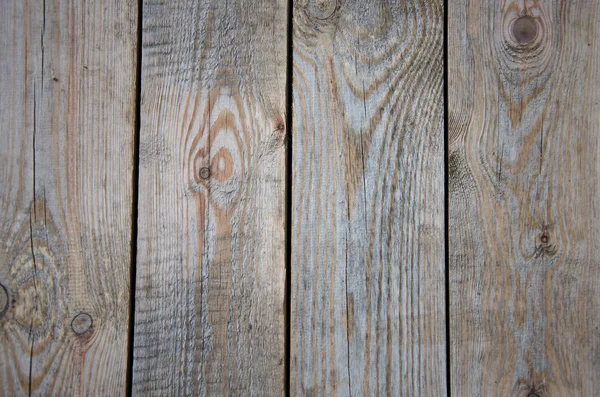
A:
[0,0,138,395]
[132,0,288,395]
[291,1,446,395]
[449,0,600,395]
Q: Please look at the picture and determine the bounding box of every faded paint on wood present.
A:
[132,0,288,395]
[449,0,600,395]
[0,0,138,395]
[291,1,446,395]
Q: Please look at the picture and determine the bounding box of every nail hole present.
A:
[540,234,549,244]
[71,313,93,335]
[512,16,537,45]
[199,167,211,180]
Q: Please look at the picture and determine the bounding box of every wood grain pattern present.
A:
[132,0,288,395]
[0,0,138,395]
[449,0,600,395]
[291,1,446,395]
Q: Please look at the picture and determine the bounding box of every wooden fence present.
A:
[1,0,599,395]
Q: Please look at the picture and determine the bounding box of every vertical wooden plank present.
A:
[291,1,445,395]
[450,0,600,395]
[132,0,288,395]
[0,0,137,395]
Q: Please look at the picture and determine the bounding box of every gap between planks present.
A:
[126,0,144,396]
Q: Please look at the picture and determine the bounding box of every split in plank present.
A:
[0,0,138,395]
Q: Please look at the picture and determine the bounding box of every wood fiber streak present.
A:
[0,0,137,395]
[449,0,600,395]
[291,1,445,395]
[133,0,288,395]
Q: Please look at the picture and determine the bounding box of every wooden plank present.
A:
[0,0,138,395]
[132,0,288,395]
[449,0,600,394]
[291,1,446,395]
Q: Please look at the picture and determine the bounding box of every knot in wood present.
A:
[71,313,93,335]
[307,0,339,23]
[512,16,537,45]
[199,167,211,180]
[0,283,8,317]
[499,6,549,70]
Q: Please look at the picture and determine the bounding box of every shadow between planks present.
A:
[1,0,599,396]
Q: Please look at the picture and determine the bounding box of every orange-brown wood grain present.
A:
[132,1,288,395]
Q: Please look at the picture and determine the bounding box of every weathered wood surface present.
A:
[449,0,600,395]
[0,0,138,395]
[132,0,288,395]
[291,1,446,395]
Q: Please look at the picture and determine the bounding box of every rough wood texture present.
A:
[132,0,288,395]
[291,1,446,395]
[0,0,137,395]
[450,0,600,395]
